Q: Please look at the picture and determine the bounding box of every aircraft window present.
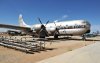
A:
[82,25,86,28]
[80,25,84,28]
[62,25,87,29]
[76,25,78,28]
[82,21,88,24]
[68,26,73,29]
[82,21,86,23]
[84,25,86,28]
[86,21,91,26]
[85,21,88,23]
[73,25,86,28]
[82,21,90,25]
[66,25,68,26]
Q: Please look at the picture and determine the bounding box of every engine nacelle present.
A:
[46,28,56,35]
[32,24,41,31]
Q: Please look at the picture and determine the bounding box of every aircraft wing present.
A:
[0,24,31,31]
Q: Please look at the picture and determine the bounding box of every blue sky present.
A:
[0,0,100,32]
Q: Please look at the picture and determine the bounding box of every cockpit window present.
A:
[82,21,91,26]
[82,21,89,24]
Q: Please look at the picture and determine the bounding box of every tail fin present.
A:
[19,14,28,27]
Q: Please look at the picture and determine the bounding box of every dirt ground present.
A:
[0,36,100,63]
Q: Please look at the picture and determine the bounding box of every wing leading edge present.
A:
[0,24,31,31]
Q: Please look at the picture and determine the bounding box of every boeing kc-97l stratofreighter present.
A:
[0,14,91,39]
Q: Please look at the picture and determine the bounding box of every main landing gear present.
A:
[54,33,59,39]
[54,30,59,39]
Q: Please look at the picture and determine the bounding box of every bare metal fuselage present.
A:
[32,20,91,36]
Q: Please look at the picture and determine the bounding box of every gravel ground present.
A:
[0,36,99,63]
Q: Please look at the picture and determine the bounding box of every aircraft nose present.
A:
[85,30,90,33]
[86,21,91,28]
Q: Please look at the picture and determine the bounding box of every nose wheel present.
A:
[82,34,86,40]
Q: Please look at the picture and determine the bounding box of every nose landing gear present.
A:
[82,34,86,40]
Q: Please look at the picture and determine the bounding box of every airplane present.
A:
[0,14,91,40]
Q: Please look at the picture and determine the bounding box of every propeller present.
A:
[54,21,60,30]
[37,17,49,27]
[37,18,54,45]
[45,20,49,26]
[53,21,60,39]
[54,21,59,31]
[38,17,43,25]
[37,18,49,38]
[54,21,57,27]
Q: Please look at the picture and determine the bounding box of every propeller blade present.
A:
[37,17,43,25]
[46,20,49,25]
[45,20,49,26]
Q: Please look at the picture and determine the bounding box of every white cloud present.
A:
[54,20,59,22]
[62,15,68,19]
[54,15,69,22]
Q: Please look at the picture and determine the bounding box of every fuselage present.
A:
[32,20,91,36]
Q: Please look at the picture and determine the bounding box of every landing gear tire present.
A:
[82,34,86,41]
[54,34,58,39]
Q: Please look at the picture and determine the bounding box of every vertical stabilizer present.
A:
[19,14,28,27]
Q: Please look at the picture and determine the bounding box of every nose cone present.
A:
[82,20,91,34]
[82,20,91,28]
[86,22,91,33]
[85,30,91,33]
[86,24,91,32]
